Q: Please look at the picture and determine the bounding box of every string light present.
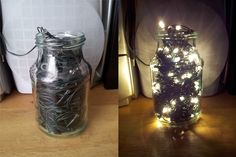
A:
[176,25,181,30]
[179,96,185,101]
[159,20,165,29]
[151,21,203,126]
[173,48,179,53]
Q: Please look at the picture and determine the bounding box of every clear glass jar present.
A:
[150,25,203,127]
[30,30,90,136]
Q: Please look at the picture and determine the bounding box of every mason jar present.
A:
[30,30,90,136]
[150,24,203,127]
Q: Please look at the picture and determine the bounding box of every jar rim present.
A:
[35,31,86,49]
[157,31,197,40]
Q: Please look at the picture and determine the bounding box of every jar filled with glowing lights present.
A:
[150,21,203,127]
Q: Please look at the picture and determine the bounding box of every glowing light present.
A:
[181,73,192,79]
[158,48,163,51]
[164,47,170,52]
[173,48,179,53]
[170,100,176,105]
[180,96,185,101]
[183,51,189,55]
[167,54,172,58]
[155,83,161,90]
[173,57,180,62]
[152,83,161,94]
[162,106,171,114]
[174,78,180,84]
[196,66,202,71]
[159,20,165,29]
[156,119,163,128]
[168,72,174,77]
[194,81,200,90]
[176,25,181,30]
[191,97,199,104]
[188,53,198,62]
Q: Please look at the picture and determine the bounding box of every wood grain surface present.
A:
[0,85,118,157]
[119,92,236,157]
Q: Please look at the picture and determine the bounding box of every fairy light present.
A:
[179,96,185,101]
[150,22,203,127]
[176,25,181,30]
[162,106,171,114]
[174,78,180,84]
[164,46,170,52]
[183,51,189,55]
[173,57,181,62]
[173,48,179,53]
[191,97,199,104]
[181,73,192,79]
[194,81,200,90]
[170,100,176,105]
[159,20,165,29]
[156,119,163,128]
[168,72,174,77]
[167,54,172,58]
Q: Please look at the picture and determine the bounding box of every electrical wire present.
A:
[123,7,150,66]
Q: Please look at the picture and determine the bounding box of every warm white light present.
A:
[188,53,198,62]
[194,81,199,86]
[196,66,202,71]
[168,72,174,77]
[180,96,185,101]
[162,106,171,114]
[173,48,179,53]
[181,73,192,79]
[155,83,161,90]
[176,25,181,30]
[173,57,180,62]
[170,100,176,105]
[159,20,165,29]
[194,81,200,90]
[156,119,163,128]
[191,97,199,103]
[158,48,163,51]
[183,51,189,55]
[174,78,180,83]
[152,83,161,94]
[164,47,170,52]
[167,54,172,58]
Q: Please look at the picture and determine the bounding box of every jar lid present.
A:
[157,24,197,40]
[35,31,86,49]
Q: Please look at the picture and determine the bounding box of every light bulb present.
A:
[158,48,163,51]
[179,96,185,101]
[173,48,179,53]
[181,73,192,79]
[176,25,181,30]
[173,57,180,62]
[168,72,174,77]
[164,47,170,52]
[159,20,165,29]
[191,97,199,104]
[188,53,198,62]
[170,100,176,105]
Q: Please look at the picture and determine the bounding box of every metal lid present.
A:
[157,24,197,40]
[35,30,86,49]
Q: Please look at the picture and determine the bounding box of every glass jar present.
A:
[30,30,90,136]
[150,24,203,127]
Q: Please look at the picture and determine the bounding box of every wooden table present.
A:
[0,85,118,157]
[119,92,236,157]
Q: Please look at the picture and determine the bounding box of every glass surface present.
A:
[150,26,203,127]
[30,31,90,136]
